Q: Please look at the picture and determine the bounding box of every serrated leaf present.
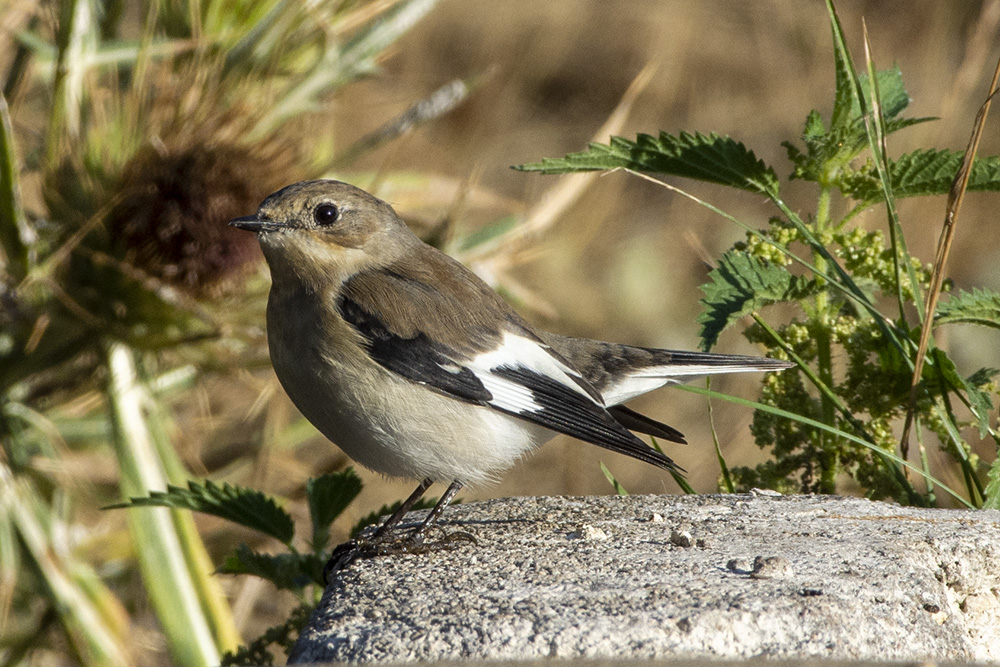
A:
[856,66,910,121]
[307,469,363,553]
[805,5,926,183]
[698,251,814,351]
[350,497,440,538]
[843,152,1000,202]
[828,0,856,132]
[107,480,295,545]
[516,131,780,197]
[828,5,909,123]
[789,116,933,187]
[966,367,1000,388]
[935,288,1000,330]
[218,544,325,590]
[803,109,826,143]
[785,110,828,178]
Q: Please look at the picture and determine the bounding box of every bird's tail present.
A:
[632,349,793,376]
[606,349,793,405]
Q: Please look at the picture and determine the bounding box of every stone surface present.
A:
[290,494,1000,664]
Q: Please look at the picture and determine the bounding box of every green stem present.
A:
[812,187,839,494]
[0,90,32,280]
[104,341,221,666]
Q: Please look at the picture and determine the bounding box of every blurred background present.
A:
[1,0,998,663]
[338,0,1000,504]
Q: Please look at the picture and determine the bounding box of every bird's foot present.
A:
[323,539,365,579]
[375,526,478,557]
[323,528,477,582]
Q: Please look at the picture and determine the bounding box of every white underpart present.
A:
[602,363,776,406]
[602,376,680,406]
[273,344,555,486]
[469,331,602,416]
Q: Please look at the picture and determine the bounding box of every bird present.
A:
[229,179,792,554]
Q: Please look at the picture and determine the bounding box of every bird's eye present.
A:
[313,203,339,226]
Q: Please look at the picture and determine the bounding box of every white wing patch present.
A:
[468,331,601,415]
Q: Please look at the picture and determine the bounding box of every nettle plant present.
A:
[519,4,1000,508]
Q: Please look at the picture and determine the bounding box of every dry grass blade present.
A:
[900,54,1000,454]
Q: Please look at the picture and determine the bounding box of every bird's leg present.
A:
[324,479,475,580]
[325,478,433,579]
[371,478,434,540]
[408,479,463,542]
[375,479,476,555]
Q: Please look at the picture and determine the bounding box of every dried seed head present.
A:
[106,140,294,296]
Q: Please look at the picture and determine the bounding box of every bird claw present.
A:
[322,528,477,583]
[323,539,364,581]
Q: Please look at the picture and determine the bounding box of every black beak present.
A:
[229,215,284,232]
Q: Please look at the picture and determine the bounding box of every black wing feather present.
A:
[492,366,681,472]
[337,295,492,403]
[607,405,687,444]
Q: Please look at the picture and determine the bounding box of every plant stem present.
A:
[812,186,839,493]
[105,341,221,666]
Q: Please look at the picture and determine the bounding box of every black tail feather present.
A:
[608,404,687,444]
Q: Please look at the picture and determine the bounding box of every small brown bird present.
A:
[230,180,791,545]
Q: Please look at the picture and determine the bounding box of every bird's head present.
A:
[230,179,416,287]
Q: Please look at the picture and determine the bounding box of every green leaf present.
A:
[218,544,326,590]
[965,368,1000,440]
[882,115,936,137]
[306,469,363,553]
[516,131,780,197]
[842,151,1000,202]
[803,109,826,143]
[826,6,910,125]
[935,288,1000,329]
[828,0,856,132]
[350,497,440,538]
[600,462,629,496]
[856,65,910,121]
[966,366,1000,389]
[984,456,1000,510]
[927,349,997,439]
[698,251,814,350]
[107,480,295,545]
[793,5,930,185]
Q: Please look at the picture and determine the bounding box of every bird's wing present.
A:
[338,269,680,472]
[336,293,493,403]
[606,405,687,444]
